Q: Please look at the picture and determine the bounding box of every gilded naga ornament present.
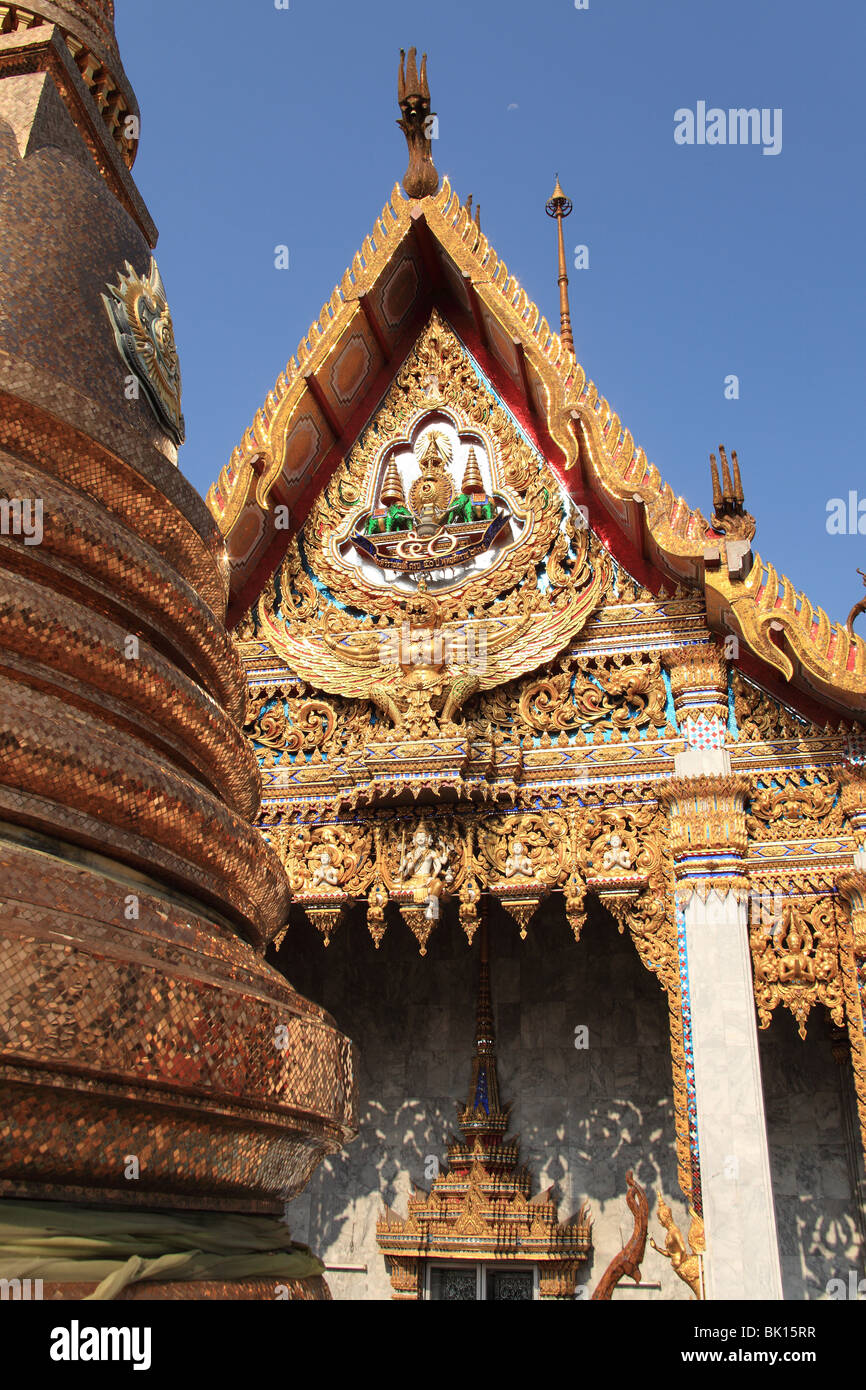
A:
[708,444,754,542]
[847,569,866,636]
[591,1171,649,1299]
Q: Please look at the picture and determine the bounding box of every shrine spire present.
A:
[461,916,505,1134]
[545,175,575,356]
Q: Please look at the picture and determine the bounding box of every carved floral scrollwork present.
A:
[234,607,257,642]
[732,670,812,742]
[607,884,676,992]
[517,655,668,738]
[750,897,843,1038]
[583,811,687,1201]
[475,652,669,746]
[834,903,866,1183]
[746,773,842,842]
[245,682,375,766]
[246,696,336,755]
[458,825,483,944]
[275,546,319,621]
[835,766,866,843]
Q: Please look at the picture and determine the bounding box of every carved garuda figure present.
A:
[258,569,605,735]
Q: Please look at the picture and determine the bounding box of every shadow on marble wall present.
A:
[277,896,691,1299]
[759,1010,865,1300]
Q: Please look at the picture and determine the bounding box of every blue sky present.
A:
[118,0,865,629]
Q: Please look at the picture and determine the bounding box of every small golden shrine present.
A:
[376,922,592,1299]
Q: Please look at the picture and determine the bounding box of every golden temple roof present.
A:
[206,177,866,720]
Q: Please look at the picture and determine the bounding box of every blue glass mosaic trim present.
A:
[676,895,702,1215]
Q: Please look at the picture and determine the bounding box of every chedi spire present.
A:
[11,0,141,175]
[379,457,406,507]
[460,446,485,500]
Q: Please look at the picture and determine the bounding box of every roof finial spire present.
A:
[460,446,485,499]
[709,444,756,542]
[397,47,439,200]
[545,174,575,356]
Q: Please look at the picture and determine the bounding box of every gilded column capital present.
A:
[661,641,728,745]
[658,771,750,901]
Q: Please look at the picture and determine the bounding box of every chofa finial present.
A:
[397,47,439,199]
[708,445,755,542]
[846,569,866,636]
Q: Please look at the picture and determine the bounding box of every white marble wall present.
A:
[759,1012,864,1298]
[281,898,692,1300]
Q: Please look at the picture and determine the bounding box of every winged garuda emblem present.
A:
[102,257,185,445]
[257,537,609,736]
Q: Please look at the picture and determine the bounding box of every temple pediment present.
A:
[208,162,866,720]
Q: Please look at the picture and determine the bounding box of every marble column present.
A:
[665,745,783,1300]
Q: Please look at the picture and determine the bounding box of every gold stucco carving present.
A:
[650,1195,705,1299]
[750,898,844,1039]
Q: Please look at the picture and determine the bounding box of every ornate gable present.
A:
[207,129,866,721]
[253,313,610,724]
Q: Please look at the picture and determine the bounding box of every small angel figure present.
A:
[505,837,533,878]
[602,832,633,872]
[311,848,340,889]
